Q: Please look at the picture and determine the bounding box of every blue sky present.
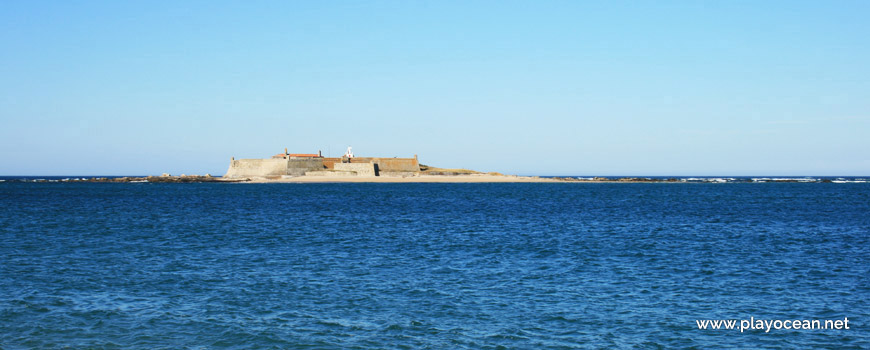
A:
[1,1,868,176]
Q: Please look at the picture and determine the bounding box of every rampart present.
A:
[223,152,419,178]
[287,158,325,176]
[225,157,326,178]
[317,157,418,172]
[224,158,288,178]
[334,163,377,177]
[351,157,420,172]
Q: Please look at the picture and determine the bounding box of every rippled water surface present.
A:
[1,183,868,348]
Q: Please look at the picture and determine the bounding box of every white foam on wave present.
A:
[752,177,819,182]
[681,178,735,183]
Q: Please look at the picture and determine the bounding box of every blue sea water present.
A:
[1,182,868,349]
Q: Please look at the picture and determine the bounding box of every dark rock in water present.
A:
[61,176,242,183]
[143,175,235,183]
[554,177,580,182]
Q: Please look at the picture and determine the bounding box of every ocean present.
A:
[1,182,868,348]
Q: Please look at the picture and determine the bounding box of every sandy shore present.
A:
[240,174,562,183]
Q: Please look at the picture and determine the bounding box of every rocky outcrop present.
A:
[45,175,243,183]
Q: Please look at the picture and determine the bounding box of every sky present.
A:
[1,1,868,176]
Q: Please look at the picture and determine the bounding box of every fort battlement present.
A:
[224,149,420,178]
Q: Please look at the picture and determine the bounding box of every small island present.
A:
[222,147,555,183]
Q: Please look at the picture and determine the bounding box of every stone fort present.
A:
[224,147,420,178]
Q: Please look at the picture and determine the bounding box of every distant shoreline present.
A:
[1,175,867,184]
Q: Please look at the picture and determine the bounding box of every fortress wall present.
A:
[224,155,418,178]
[373,158,420,172]
[334,163,377,177]
[225,158,287,178]
[286,158,325,176]
[321,158,341,170]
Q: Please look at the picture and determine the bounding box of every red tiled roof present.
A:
[273,153,320,158]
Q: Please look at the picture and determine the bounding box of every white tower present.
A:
[344,146,354,158]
